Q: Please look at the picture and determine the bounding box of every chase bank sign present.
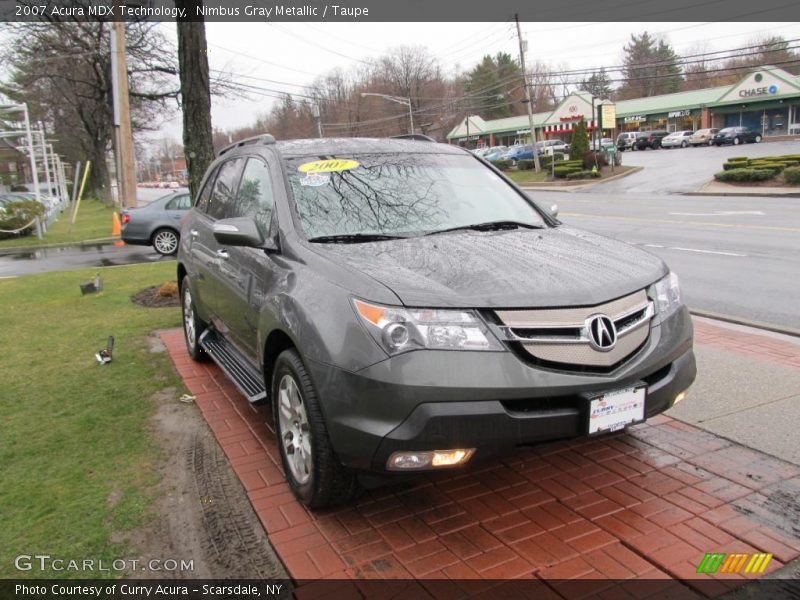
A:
[739,84,778,98]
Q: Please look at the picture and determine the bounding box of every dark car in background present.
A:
[121,190,191,255]
[634,131,669,150]
[177,135,695,508]
[713,127,762,146]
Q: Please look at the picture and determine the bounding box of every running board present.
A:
[199,329,267,404]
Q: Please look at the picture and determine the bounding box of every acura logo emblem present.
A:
[587,315,617,351]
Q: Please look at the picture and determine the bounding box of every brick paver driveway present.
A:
[161,319,800,598]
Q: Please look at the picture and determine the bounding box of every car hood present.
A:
[310,226,666,308]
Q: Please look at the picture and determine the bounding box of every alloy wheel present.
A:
[183,287,195,347]
[278,374,313,485]
[154,230,178,255]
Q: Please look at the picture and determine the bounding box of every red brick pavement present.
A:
[160,319,800,598]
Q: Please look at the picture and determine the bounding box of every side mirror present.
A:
[213,217,275,250]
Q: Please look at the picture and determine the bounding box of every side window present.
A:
[234,158,275,237]
[166,194,191,210]
[207,158,244,220]
[195,166,218,212]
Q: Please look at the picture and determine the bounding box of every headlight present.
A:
[652,272,682,323]
[353,299,503,355]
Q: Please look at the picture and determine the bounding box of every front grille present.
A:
[493,290,653,371]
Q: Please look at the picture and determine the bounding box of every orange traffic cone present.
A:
[112,212,125,247]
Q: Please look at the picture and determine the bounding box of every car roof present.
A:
[274,137,467,159]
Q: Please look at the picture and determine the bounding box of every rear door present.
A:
[164,192,192,227]
[215,155,280,358]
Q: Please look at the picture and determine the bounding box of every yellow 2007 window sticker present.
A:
[298,159,360,174]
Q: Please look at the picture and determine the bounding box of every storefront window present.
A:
[763,108,788,136]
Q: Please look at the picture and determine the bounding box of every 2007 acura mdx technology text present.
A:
[177,134,696,508]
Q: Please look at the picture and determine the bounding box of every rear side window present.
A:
[166,194,191,210]
[234,158,275,237]
[195,166,218,211]
[207,158,244,220]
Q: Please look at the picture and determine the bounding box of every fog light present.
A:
[674,391,687,404]
[387,449,475,470]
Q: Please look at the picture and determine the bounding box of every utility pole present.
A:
[312,104,323,138]
[515,14,541,172]
[109,18,136,208]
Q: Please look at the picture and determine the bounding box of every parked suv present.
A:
[634,130,669,150]
[616,132,645,151]
[177,135,696,508]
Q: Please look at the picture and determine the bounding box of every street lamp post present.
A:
[361,92,414,135]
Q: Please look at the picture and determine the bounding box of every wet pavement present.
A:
[0,243,173,278]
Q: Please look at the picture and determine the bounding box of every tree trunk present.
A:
[175,1,214,199]
[88,137,112,203]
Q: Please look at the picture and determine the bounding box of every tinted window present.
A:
[195,166,218,211]
[234,158,275,237]
[166,194,191,210]
[207,158,244,220]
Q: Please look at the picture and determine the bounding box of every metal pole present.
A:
[22,105,40,196]
[514,14,541,173]
[71,162,82,205]
[37,126,52,200]
[408,101,415,135]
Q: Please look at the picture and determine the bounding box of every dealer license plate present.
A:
[588,386,646,435]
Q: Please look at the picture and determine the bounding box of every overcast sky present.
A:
[154,21,799,141]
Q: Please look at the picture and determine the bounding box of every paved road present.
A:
[532,143,800,330]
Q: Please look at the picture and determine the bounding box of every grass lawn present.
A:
[0,199,118,250]
[0,262,183,578]
[504,170,549,184]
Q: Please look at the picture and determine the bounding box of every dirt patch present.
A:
[121,387,287,579]
[132,285,181,308]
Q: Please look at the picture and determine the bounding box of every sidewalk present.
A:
[687,181,800,197]
[161,317,800,596]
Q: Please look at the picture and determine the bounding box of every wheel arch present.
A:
[263,329,297,398]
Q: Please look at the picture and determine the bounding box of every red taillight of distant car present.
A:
[121,213,130,225]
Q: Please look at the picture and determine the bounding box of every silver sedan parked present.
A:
[121,190,192,255]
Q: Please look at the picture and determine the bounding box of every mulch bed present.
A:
[131,286,180,308]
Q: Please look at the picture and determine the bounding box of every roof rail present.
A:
[218,133,276,156]
[390,134,436,142]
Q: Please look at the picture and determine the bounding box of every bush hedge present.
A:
[784,166,800,185]
[582,151,608,170]
[0,200,45,239]
[516,159,534,170]
[714,168,775,183]
[566,170,602,180]
[723,161,749,170]
[553,165,583,178]
[494,160,512,171]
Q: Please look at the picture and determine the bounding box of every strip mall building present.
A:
[447,66,800,146]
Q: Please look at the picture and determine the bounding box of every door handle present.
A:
[216,249,229,260]
[190,229,199,238]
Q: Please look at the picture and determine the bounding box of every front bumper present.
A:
[308,306,695,473]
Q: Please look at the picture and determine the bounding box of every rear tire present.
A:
[272,349,360,508]
[755,135,762,143]
[681,141,687,148]
[180,276,208,362]
[152,228,179,256]
[708,139,714,146]
[733,137,741,145]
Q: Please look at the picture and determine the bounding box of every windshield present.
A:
[286,153,547,239]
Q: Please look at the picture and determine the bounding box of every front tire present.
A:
[272,349,360,508]
[733,137,741,145]
[180,277,207,362]
[708,139,714,146]
[153,228,179,256]
[755,135,762,143]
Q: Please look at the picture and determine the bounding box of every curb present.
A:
[686,181,800,198]
[0,237,120,255]
[690,308,800,339]
[520,166,643,192]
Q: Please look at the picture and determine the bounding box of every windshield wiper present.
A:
[425,220,544,236]
[307,233,408,244]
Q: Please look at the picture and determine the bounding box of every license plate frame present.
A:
[587,385,647,436]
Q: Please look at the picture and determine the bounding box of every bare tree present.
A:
[0,21,177,201]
